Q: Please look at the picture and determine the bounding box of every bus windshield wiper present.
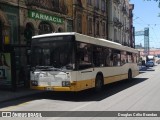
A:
[35,66,55,70]
[35,66,63,71]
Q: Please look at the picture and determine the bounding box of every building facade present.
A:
[72,0,107,39]
[107,0,134,47]
[20,0,71,44]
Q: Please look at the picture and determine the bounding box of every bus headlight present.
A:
[34,73,40,80]
[31,80,38,86]
[62,81,71,87]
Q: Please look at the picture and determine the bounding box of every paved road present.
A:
[0,65,160,120]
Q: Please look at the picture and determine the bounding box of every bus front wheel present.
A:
[95,75,103,92]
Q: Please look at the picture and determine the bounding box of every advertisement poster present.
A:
[0,53,12,86]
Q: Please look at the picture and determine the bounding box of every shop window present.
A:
[58,27,63,32]
[39,21,53,35]
[24,23,34,43]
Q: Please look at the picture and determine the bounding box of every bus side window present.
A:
[121,51,127,65]
[104,48,110,67]
[93,46,105,67]
[112,50,121,66]
[76,42,92,70]
[127,52,132,63]
[110,50,113,66]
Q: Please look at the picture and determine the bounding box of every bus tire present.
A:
[95,74,104,92]
[128,70,132,81]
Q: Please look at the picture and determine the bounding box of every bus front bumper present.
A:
[30,86,76,92]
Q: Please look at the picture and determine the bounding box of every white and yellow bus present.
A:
[30,32,139,92]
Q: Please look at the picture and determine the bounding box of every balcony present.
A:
[113,17,123,28]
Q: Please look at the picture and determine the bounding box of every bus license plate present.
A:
[46,87,53,91]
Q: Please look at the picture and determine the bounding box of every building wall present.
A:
[19,0,69,43]
[72,0,107,39]
[107,0,133,47]
[129,4,134,48]
[138,49,160,57]
[0,0,19,46]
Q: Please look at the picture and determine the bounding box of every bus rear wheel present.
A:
[95,75,103,92]
[128,70,132,81]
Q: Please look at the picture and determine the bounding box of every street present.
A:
[0,65,160,120]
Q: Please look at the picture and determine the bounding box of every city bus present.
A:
[30,32,139,92]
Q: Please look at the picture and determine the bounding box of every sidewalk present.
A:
[0,88,43,103]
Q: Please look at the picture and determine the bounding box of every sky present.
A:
[130,0,160,48]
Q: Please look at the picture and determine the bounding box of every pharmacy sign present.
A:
[28,10,64,24]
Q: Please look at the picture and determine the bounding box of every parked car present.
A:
[145,61,154,67]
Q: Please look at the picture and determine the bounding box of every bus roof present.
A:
[32,32,138,54]
[32,32,76,39]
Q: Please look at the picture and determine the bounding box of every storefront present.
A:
[0,3,21,90]
[0,1,73,90]
[24,10,65,36]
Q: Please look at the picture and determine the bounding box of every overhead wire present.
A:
[133,15,160,48]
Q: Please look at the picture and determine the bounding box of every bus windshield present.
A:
[31,36,75,70]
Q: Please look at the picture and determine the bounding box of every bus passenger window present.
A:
[93,46,105,67]
[127,52,132,63]
[121,51,127,65]
[77,42,92,69]
[112,50,121,66]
